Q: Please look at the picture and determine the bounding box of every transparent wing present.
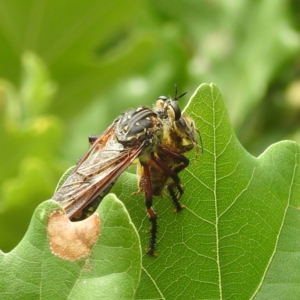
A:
[52,123,143,218]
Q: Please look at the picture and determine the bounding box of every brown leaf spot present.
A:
[47,210,100,261]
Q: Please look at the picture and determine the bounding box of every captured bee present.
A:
[135,109,200,254]
[136,114,199,210]
[52,87,197,255]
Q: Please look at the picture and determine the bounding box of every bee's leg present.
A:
[158,146,190,173]
[151,157,183,211]
[166,184,185,211]
[158,147,191,209]
[141,162,157,256]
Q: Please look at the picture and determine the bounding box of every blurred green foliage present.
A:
[0,0,300,251]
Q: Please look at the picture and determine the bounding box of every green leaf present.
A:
[0,195,141,300]
[20,52,56,118]
[110,83,300,299]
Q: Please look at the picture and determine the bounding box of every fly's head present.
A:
[116,106,163,148]
[153,86,201,155]
[154,85,187,122]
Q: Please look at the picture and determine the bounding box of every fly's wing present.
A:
[52,124,144,219]
[71,120,117,174]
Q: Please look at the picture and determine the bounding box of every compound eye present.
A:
[157,95,168,101]
[156,99,164,109]
[156,96,168,110]
[168,101,181,121]
[176,117,186,129]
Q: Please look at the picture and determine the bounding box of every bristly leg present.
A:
[167,183,185,212]
[147,214,157,256]
[158,146,190,173]
[151,148,190,211]
[141,162,158,256]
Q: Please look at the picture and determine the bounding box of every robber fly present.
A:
[52,87,197,255]
[136,114,200,209]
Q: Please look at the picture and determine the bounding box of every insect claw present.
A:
[172,204,185,213]
[146,248,158,257]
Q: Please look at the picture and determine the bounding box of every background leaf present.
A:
[0,54,63,252]
[0,0,147,118]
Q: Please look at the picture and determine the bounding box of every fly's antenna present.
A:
[174,84,187,101]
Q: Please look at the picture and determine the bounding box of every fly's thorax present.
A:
[137,128,163,163]
[116,106,163,148]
